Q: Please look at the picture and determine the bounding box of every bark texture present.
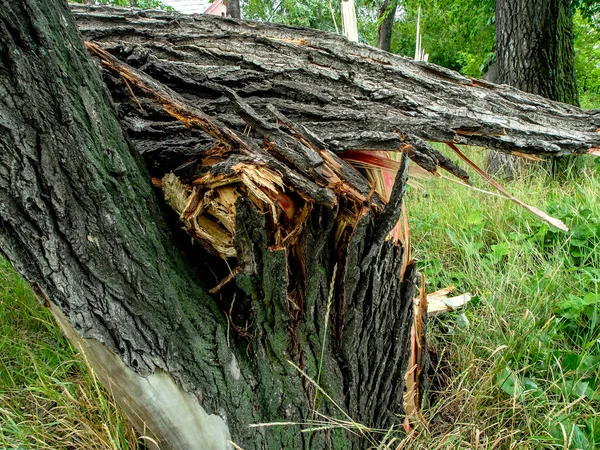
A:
[377,0,398,52]
[72,6,600,162]
[489,0,581,176]
[226,0,241,19]
[496,0,578,105]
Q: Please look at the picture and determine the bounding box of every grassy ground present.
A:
[0,259,140,449]
[0,148,598,449]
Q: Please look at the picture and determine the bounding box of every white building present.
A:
[160,0,225,16]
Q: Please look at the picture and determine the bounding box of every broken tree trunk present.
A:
[72,5,600,166]
[1,3,600,450]
[1,2,417,449]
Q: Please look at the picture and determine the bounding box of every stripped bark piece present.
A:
[427,293,472,315]
[416,273,428,385]
[400,203,411,268]
[511,151,543,161]
[403,273,427,429]
[414,286,473,315]
[210,266,243,294]
[447,143,569,232]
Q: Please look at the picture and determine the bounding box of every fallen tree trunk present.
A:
[1,3,599,450]
[72,5,600,167]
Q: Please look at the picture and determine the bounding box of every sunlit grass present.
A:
[0,258,141,450]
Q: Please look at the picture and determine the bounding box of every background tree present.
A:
[376,0,398,51]
[495,0,579,105]
[226,0,241,19]
[488,0,580,177]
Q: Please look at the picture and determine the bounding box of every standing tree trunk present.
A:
[2,3,599,450]
[377,0,398,52]
[226,0,241,19]
[488,0,580,177]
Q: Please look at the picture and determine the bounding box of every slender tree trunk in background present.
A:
[488,0,580,178]
[226,0,241,19]
[377,0,398,52]
[130,0,138,7]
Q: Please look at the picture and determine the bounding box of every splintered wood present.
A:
[83,42,398,262]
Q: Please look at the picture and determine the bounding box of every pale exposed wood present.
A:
[49,303,234,450]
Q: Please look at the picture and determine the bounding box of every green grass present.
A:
[0,258,141,449]
[0,148,599,449]
[397,148,600,449]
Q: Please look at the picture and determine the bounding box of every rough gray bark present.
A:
[226,0,241,19]
[72,6,600,163]
[377,0,398,52]
[496,0,578,105]
[0,2,422,449]
[488,0,580,177]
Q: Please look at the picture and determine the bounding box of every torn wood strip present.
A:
[447,142,569,232]
[210,266,243,294]
[413,286,473,315]
[265,105,376,204]
[363,151,409,266]
[403,273,427,431]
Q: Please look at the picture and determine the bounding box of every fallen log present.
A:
[72,4,600,168]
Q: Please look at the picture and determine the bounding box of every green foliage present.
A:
[575,0,600,28]
[574,12,600,109]
[391,0,495,76]
[243,0,340,32]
